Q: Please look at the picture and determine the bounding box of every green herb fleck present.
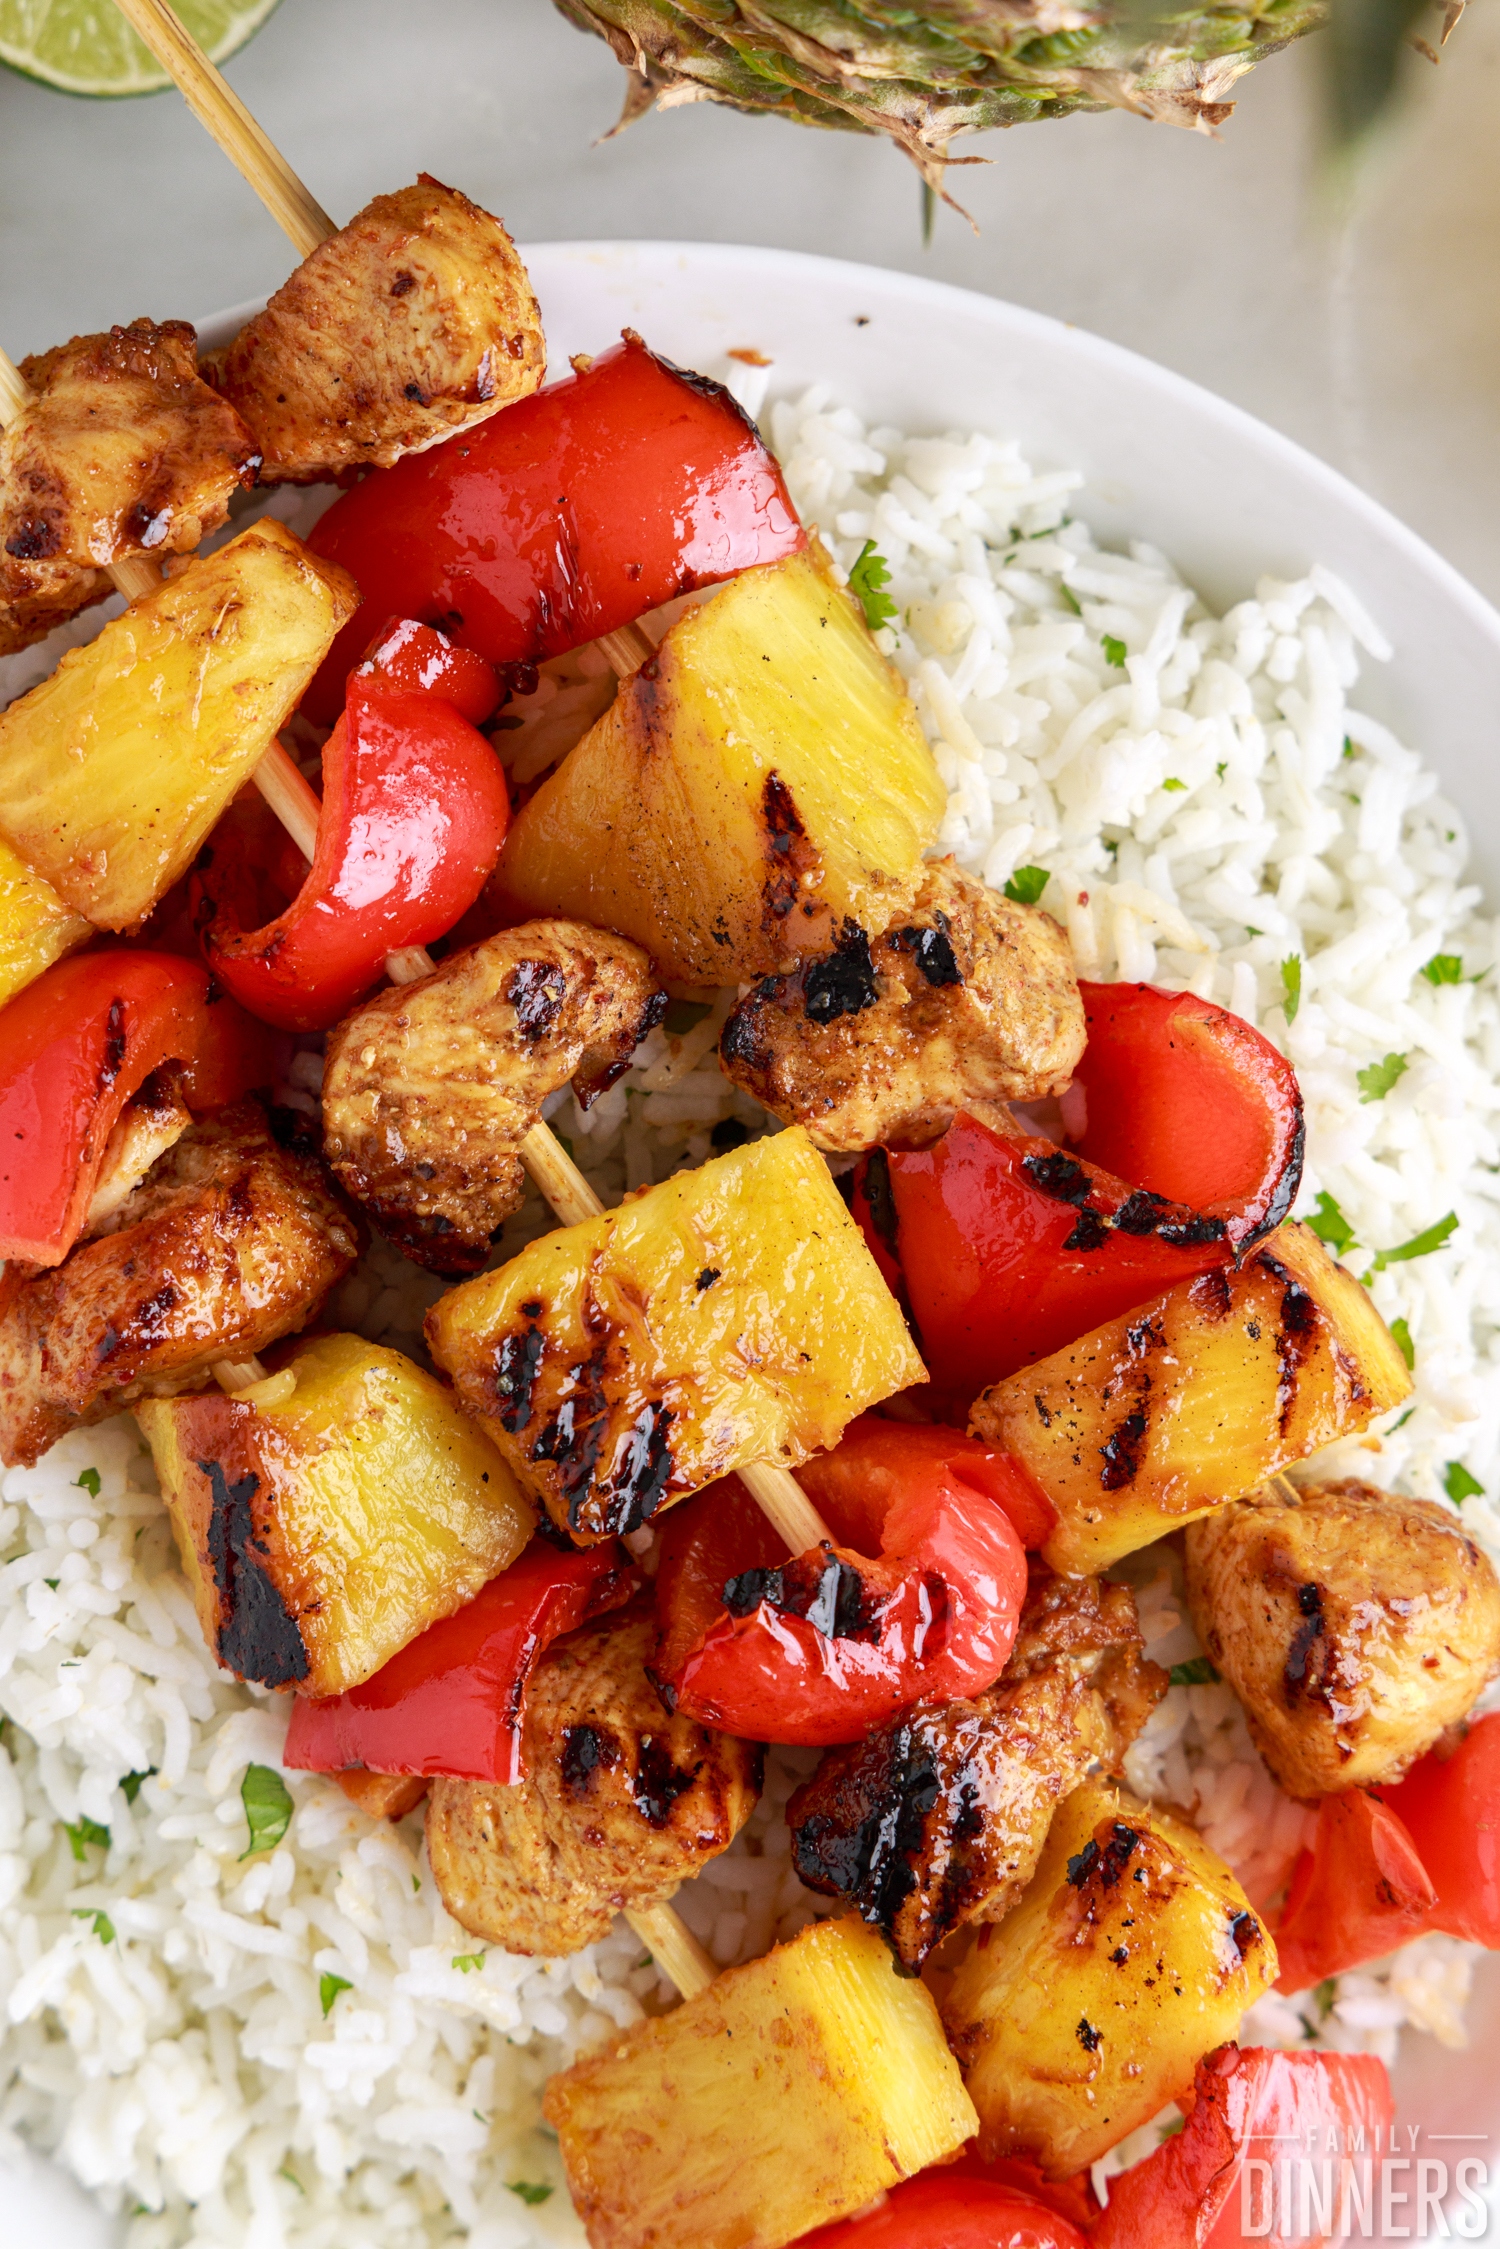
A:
[1169,1657,1220,1687]
[1388,1317,1415,1371]
[1314,1977,1337,2020]
[1371,1212,1458,1273]
[412,1874,421,1894]
[75,1467,101,1498]
[120,1768,154,1805]
[1423,953,1464,986]
[452,1952,485,1974]
[848,541,896,632]
[1215,761,1228,780]
[1305,1192,1357,1258]
[1004,865,1050,907]
[1390,1406,1416,1431]
[1357,1052,1408,1103]
[319,1972,352,2018]
[64,1816,110,1862]
[240,1764,293,1859]
[1162,778,1186,792]
[277,2166,305,2195]
[43,1578,59,1590]
[1444,1462,1484,1505]
[507,2183,554,2208]
[1341,736,1355,760]
[1101,633,1127,668]
[663,997,713,1037]
[1280,957,1302,1025]
[1058,583,1082,616]
[73,1909,114,1943]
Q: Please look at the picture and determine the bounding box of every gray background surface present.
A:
[0,0,1496,601]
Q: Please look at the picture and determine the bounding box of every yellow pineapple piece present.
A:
[544,1913,977,2249]
[971,1220,1411,1575]
[425,1125,924,1542]
[942,1780,1278,2177]
[0,520,357,931]
[491,544,945,985]
[0,832,91,1008]
[135,1333,532,1696]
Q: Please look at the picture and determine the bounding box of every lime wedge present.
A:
[0,0,282,98]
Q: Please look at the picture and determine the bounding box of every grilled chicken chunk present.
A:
[719,861,1085,1152]
[322,920,666,1273]
[0,1103,357,1467]
[0,318,260,655]
[426,1602,762,1955]
[788,1569,1166,1968]
[1185,1477,1500,1799]
[211,176,545,482]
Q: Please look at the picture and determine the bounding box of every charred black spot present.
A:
[1284,1580,1327,1698]
[5,517,60,561]
[762,772,803,851]
[720,994,774,1072]
[1064,1208,1109,1253]
[1067,1840,1100,1887]
[725,1547,869,1640]
[1190,1267,1233,1321]
[1126,1314,1166,1357]
[1254,1104,1305,1243]
[599,1402,675,1535]
[197,1457,308,1688]
[861,1148,900,1261]
[1111,1945,1130,1965]
[632,1737,699,1830]
[802,925,880,1026]
[1100,1408,1149,1491]
[695,1267,721,1292]
[1113,1190,1170,1236]
[520,1300,542,1318]
[492,1325,545,1434]
[390,270,416,296]
[1159,1214,1229,1247]
[1099,1823,1139,1883]
[1024,1153,1092,1206]
[403,381,428,403]
[1077,2017,1103,2053]
[1229,1909,1262,1957]
[789,1720,942,1967]
[1034,1394,1052,1429]
[506,959,568,1042]
[100,999,127,1092]
[891,914,962,988]
[724,1564,784,1617]
[133,1281,178,1334]
[560,1723,617,1794]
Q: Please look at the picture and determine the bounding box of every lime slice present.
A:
[0,0,282,98]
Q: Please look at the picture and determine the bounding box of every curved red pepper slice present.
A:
[655,1418,1032,1748]
[304,331,805,720]
[1272,1789,1437,1993]
[195,674,511,1032]
[800,2172,1087,2248]
[1091,2044,1394,2249]
[1383,1712,1500,1947]
[1072,982,1304,1247]
[0,950,275,1266]
[851,1114,1236,1414]
[358,616,501,726]
[282,1536,638,1786]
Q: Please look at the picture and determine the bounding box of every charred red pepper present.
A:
[304,332,805,720]
[0,951,275,1266]
[357,616,501,726]
[1272,1789,1437,1993]
[1072,982,1303,1247]
[194,673,510,1032]
[852,1115,1238,1413]
[654,1418,1033,1747]
[800,2172,1086,2248]
[1091,2044,1394,2248]
[1383,1713,1500,1947]
[283,1536,637,1786]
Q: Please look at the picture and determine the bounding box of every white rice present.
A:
[3,366,1498,2246]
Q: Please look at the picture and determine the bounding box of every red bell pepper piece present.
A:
[852,1115,1237,1412]
[799,2172,1087,2248]
[1272,1789,1437,1993]
[1072,983,1304,1248]
[0,951,275,1266]
[195,673,511,1032]
[1383,1712,1500,1946]
[304,331,805,720]
[357,616,501,726]
[654,1418,1032,1747]
[283,1536,638,1786]
[1092,2044,1394,2249]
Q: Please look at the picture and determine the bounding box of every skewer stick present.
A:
[624,1901,715,2000]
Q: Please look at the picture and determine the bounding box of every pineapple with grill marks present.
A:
[490,543,945,987]
[0,832,90,1008]
[425,1125,924,1544]
[544,1912,976,2249]
[970,1220,1411,1575]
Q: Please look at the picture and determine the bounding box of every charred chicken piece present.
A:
[210,175,545,482]
[1185,1477,1500,1799]
[719,861,1085,1152]
[0,318,260,655]
[321,919,666,1274]
[788,1569,1166,1968]
[426,1602,762,1955]
[0,1102,357,1468]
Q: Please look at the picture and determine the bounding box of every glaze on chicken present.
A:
[0,1103,357,1467]
[787,1569,1165,1967]
[426,1602,762,1955]
[1185,1476,1500,1798]
[322,919,666,1272]
[211,176,545,482]
[719,861,1085,1152]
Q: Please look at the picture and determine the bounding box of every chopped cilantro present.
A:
[1169,1657,1220,1687]
[1101,633,1127,668]
[1058,583,1082,616]
[43,1578,58,1590]
[1444,1462,1483,1505]
[1280,957,1301,1025]
[1390,1406,1416,1431]
[240,1764,293,1859]
[847,541,896,632]
[64,1816,110,1862]
[120,1768,154,1804]
[1305,1192,1357,1258]
[1342,736,1356,759]
[452,1952,485,1973]
[278,2166,305,2195]
[1004,865,1050,906]
[319,1973,352,2018]
[1162,777,1186,792]
[73,1909,115,1943]
[1423,953,1464,985]
[508,2183,555,2207]
[75,1467,101,1498]
[1216,761,1228,780]
[1389,1317,1415,1370]
[1357,1052,1408,1103]
[1371,1212,1458,1272]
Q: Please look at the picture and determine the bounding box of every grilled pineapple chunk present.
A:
[0,833,90,1008]
[942,1781,1277,2176]
[0,520,357,930]
[136,1334,532,1696]
[491,544,945,985]
[544,1914,976,2249]
[971,1220,1411,1575]
[426,1126,924,1542]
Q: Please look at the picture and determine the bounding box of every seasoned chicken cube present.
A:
[788,1569,1166,1967]
[0,1103,357,1468]
[426,1602,761,1955]
[0,318,259,655]
[212,175,545,481]
[322,920,667,1273]
[1185,1477,1500,1799]
[719,862,1085,1152]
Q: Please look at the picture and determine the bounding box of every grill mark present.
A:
[861,1148,900,1261]
[197,1456,308,1688]
[506,959,568,1042]
[1267,1257,1321,1432]
[99,998,127,1094]
[599,1401,675,1535]
[801,923,880,1025]
[1064,1208,1109,1253]
[719,991,774,1071]
[492,1324,544,1434]
[761,771,810,924]
[1100,1404,1149,1490]
[632,1737,700,1829]
[891,913,963,988]
[1189,1267,1233,1321]
[1113,1189,1170,1236]
[559,1722,618,1794]
[1283,1579,1327,1701]
[1229,1908,1263,1958]
[1024,1153,1092,1206]
[1159,1214,1229,1247]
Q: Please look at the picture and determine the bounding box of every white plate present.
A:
[10,241,1500,2245]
